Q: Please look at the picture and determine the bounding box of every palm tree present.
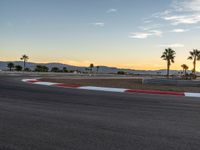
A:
[89,63,94,73]
[188,49,200,74]
[181,64,189,75]
[161,48,176,78]
[85,68,89,72]
[96,66,100,73]
[20,54,29,71]
[7,62,15,71]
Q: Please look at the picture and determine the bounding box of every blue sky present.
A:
[1,0,200,70]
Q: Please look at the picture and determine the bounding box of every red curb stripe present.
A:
[125,89,185,96]
[53,83,81,88]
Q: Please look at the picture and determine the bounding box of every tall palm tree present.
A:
[7,62,15,71]
[188,49,200,74]
[181,64,189,75]
[161,48,176,78]
[89,63,94,73]
[20,55,29,70]
[96,66,100,73]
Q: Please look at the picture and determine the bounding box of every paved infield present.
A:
[0,74,200,150]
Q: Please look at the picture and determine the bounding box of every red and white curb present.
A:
[22,79,200,98]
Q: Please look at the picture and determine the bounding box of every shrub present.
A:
[15,65,22,71]
[117,71,125,75]
[51,67,60,72]
[35,65,49,72]
[24,68,31,72]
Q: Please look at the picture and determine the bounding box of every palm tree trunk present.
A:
[193,58,196,74]
[23,60,25,71]
[90,67,93,74]
[184,69,186,75]
[167,61,170,78]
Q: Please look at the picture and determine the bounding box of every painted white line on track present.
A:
[33,82,59,86]
[184,93,200,98]
[78,86,128,93]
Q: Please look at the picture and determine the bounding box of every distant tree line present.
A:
[7,54,30,71]
[85,63,100,73]
[6,55,104,74]
[7,62,24,71]
[7,63,75,73]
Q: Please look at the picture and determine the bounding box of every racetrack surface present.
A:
[0,74,200,150]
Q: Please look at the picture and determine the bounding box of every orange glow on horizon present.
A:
[1,57,200,71]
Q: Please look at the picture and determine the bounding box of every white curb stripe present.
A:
[22,79,38,82]
[78,86,128,93]
[184,92,200,98]
[33,82,59,86]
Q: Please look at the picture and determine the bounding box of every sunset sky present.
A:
[1,0,200,70]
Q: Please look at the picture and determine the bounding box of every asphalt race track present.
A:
[0,74,200,150]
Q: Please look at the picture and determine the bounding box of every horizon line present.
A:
[0,60,190,72]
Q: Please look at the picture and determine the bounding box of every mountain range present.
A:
[0,61,194,75]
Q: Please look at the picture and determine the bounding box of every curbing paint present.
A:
[53,83,81,88]
[22,79,200,98]
[33,82,59,86]
[126,89,185,96]
[22,79,38,82]
[79,86,128,93]
[184,92,200,98]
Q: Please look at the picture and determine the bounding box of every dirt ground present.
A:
[41,78,200,93]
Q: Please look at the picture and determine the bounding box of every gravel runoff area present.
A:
[41,78,200,93]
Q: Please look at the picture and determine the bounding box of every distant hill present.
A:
[0,61,85,72]
[0,61,195,75]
